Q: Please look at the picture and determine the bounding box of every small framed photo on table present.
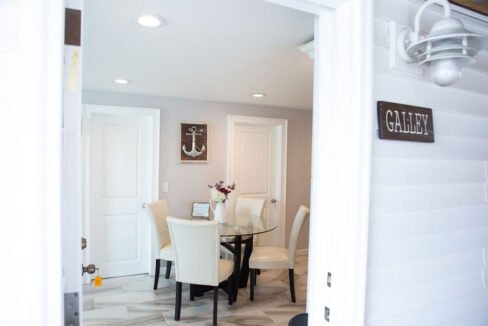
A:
[180,122,208,163]
[191,202,210,219]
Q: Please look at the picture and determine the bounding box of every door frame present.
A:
[265,1,373,325]
[82,105,160,279]
[42,0,374,325]
[227,115,288,247]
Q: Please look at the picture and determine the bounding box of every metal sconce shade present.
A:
[397,0,488,86]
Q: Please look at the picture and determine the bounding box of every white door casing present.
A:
[227,115,288,247]
[38,0,374,325]
[266,1,373,325]
[263,1,373,325]
[83,105,160,278]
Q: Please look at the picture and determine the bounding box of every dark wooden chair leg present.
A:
[257,269,261,275]
[190,284,195,301]
[250,269,255,301]
[175,282,182,321]
[227,276,233,305]
[153,259,160,290]
[289,269,296,303]
[213,286,218,326]
[165,260,172,279]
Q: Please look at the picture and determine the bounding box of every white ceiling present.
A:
[83,0,315,110]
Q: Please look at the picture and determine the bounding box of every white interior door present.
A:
[228,116,287,247]
[84,106,159,278]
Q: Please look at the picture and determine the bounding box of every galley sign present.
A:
[377,101,434,143]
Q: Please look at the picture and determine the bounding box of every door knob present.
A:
[270,198,277,204]
[82,264,97,275]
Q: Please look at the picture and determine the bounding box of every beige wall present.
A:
[83,91,312,249]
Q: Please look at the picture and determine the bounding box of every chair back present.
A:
[234,196,266,224]
[147,199,170,257]
[167,217,221,286]
[288,205,310,268]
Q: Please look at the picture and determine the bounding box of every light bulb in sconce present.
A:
[396,0,487,87]
[430,59,462,87]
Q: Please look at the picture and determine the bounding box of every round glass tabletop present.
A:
[219,215,277,237]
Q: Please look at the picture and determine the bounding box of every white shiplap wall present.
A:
[367,0,488,325]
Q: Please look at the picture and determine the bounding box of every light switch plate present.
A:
[162,182,169,193]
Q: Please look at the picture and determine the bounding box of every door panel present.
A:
[230,120,286,247]
[239,130,270,194]
[102,124,139,198]
[88,113,152,278]
[103,215,138,262]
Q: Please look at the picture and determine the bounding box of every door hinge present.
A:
[64,292,80,326]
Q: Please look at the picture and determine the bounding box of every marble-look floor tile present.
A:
[83,255,308,325]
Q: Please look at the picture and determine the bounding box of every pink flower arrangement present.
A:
[208,180,236,203]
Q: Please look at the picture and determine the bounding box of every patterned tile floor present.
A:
[83,255,308,325]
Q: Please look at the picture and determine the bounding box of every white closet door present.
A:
[87,112,153,277]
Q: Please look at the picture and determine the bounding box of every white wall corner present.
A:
[374,18,390,49]
[482,247,487,290]
[484,161,488,203]
[387,20,423,77]
[484,161,488,181]
[299,40,315,60]
[482,268,487,291]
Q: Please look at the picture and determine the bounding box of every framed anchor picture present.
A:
[179,121,209,163]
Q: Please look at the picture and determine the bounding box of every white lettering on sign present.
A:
[378,101,434,143]
[384,109,430,136]
[386,110,394,132]
[422,114,429,135]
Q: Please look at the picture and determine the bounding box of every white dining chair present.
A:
[167,217,234,326]
[249,205,310,303]
[147,199,174,290]
[221,196,266,259]
[234,196,266,224]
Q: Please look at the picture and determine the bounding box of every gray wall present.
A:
[83,91,312,250]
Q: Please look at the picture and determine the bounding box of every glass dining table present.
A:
[189,215,277,302]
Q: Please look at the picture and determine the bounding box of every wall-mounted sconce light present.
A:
[397,0,487,86]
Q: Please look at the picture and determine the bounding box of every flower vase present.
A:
[210,201,227,223]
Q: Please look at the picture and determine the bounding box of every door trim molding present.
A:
[82,104,160,279]
[227,115,288,247]
[265,1,373,325]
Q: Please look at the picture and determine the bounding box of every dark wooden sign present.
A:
[65,9,82,46]
[377,101,434,142]
[180,122,208,162]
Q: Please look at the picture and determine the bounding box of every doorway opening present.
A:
[78,0,314,324]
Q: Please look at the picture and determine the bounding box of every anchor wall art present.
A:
[180,122,208,162]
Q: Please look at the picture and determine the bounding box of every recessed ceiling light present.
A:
[252,93,266,98]
[137,14,164,28]
[114,79,129,84]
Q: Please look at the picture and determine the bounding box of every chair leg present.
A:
[213,286,218,326]
[250,269,255,301]
[175,282,182,321]
[190,284,195,301]
[257,269,261,275]
[153,259,160,290]
[165,260,172,279]
[289,269,296,303]
[227,276,233,305]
